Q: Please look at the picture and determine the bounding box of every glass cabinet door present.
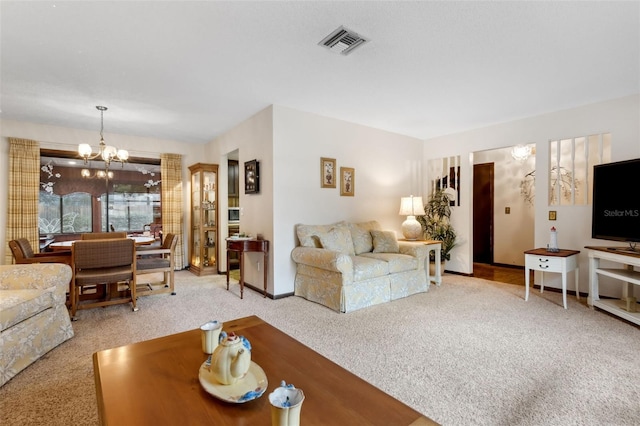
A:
[191,170,201,268]
[202,170,216,267]
[189,164,218,275]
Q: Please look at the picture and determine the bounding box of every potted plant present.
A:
[417,188,457,262]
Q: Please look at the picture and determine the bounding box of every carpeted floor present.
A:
[1,271,638,425]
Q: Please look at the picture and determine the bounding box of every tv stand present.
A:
[586,246,640,325]
[605,246,640,256]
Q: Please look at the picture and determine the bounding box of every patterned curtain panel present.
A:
[161,153,184,270]
[6,138,40,264]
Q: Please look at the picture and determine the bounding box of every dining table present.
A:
[49,235,155,251]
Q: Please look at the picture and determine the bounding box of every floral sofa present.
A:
[291,221,430,312]
[0,263,74,386]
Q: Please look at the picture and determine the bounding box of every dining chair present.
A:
[135,233,178,296]
[70,238,137,319]
[9,238,71,265]
[80,232,127,240]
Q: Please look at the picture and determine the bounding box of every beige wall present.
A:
[271,105,424,295]
[422,94,640,296]
[206,107,274,292]
[208,105,424,296]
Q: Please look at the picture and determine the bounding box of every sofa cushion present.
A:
[348,221,381,254]
[296,221,346,248]
[318,225,355,255]
[0,288,55,332]
[359,252,418,274]
[371,230,399,253]
[352,256,389,281]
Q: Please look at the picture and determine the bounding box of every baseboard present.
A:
[233,281,294,300]
[492,262,525,270]
[531,284,588,299]
[445,270,472,277]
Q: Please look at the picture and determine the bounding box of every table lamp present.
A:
[399,195,425,240]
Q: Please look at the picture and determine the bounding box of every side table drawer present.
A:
[525,255,563,272]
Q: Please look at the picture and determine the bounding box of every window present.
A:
[549,133,611,206]
[39,192,92,234]
[39,152,161,236]
[102,190,160,232]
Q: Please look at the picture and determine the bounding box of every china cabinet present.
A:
[189,163,219,275]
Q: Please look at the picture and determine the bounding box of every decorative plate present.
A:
[199,360,268,403]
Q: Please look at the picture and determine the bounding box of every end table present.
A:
[226,238,269,299]
[524,248,580,309]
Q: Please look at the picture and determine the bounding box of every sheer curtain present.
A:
[6,138,40,264]
[161,153,184,270]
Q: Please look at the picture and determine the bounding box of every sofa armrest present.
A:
[0,264,72,294]
[398,242,430,263]
[291,247,353,274]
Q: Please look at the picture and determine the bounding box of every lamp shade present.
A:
[399,196,425,216]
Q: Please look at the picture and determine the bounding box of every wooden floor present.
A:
[472,263,531,286]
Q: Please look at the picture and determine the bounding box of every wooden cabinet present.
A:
[189,163,219,275]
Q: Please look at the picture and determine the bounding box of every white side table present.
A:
[398,240,442,286]
[423,240,442,286]
[524,248,580,309]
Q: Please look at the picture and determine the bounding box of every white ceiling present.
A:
[2,1,639,144]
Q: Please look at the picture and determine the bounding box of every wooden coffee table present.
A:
[93,315,437,425]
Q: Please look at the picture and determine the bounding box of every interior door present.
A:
[473,163,494,264]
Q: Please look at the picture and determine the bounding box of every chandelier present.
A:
[78,106,128,176]
[511,144,532,161]
[80,168,113,180]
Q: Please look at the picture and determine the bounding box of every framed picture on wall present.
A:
[320,157,336,188]
[244,160,260,194]
[340,167,355,196]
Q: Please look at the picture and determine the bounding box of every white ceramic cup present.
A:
[200,321,223,354]
[269,382,305,426]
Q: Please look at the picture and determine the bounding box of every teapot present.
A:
[209,332,252,385]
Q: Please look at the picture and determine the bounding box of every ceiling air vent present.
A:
[318,26,369,55]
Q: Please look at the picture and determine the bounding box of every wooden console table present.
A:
[226,238,269,298]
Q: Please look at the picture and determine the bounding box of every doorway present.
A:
[473,163,494,264]
[228,150,240,270]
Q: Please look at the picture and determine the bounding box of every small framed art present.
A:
[549,210,557,221]
[340,167,355,196]
[320,157,336,188]
[244,160,260,194]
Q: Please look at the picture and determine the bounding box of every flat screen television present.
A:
[591,158,640,249]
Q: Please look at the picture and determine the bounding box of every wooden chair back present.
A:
[9,238,71,265]
[70,238,137,319]
[80,232,127,240]
[135,233,178,296]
